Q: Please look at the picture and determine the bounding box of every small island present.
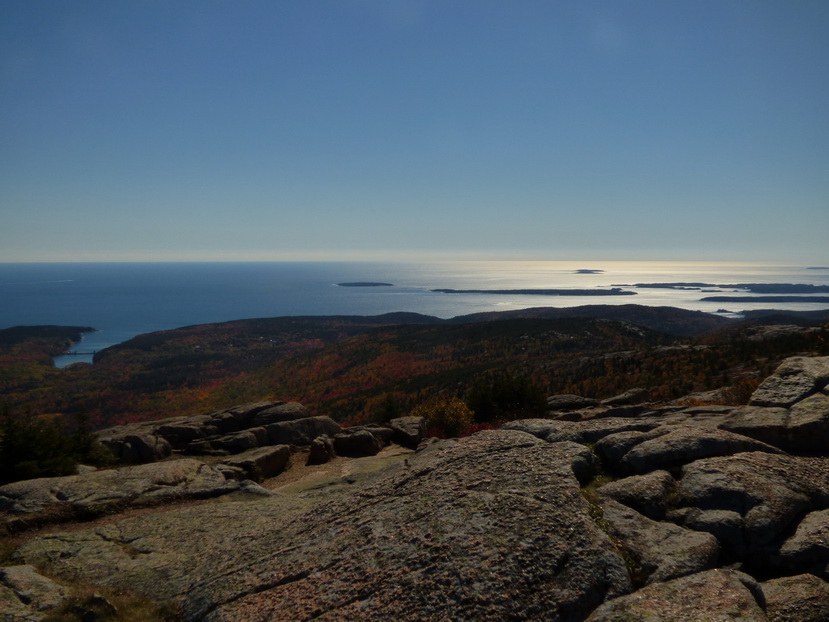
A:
[574,269,604,274]
[337,282,394,287]
[431,288,636,296]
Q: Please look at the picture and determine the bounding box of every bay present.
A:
[0,261,827,367]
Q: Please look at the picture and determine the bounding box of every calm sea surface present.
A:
[0,261,827,367]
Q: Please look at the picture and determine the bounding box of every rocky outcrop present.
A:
[5,356,829,621]
[748,356,829,407]
[95,402,426,466]
[12,431,632,621]
[0,459,238,526]
[95,401,319,462]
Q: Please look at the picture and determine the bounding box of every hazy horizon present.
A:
[2,2,827,264]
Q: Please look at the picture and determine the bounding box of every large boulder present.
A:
[778,509,829,578]
[600,499,720,585]
[333,429,382,457]
[596,470,676,520]
[786,392,829,453]
[675,452,829,569]
[749,356,829,408]
[762,573,829,622]
[618,425,782,474]
[586,569,767,621]
[385,416,426,448]
[221,445,292,482]
[264,416,341,446]
[306,434,335,465]
[721,395,829,454]
[155,419,219,450]
[186,427,270,455]
[720,406,791,448]
[249,402,310,426]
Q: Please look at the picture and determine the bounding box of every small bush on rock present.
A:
[411,396,474,438]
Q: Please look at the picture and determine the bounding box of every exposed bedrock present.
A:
[5,356,829,620]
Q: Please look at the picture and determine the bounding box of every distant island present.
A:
[701,295,829,303]
[432,288,635,296]
[625,282,829,294]
[574,269,604,274]
[337,282,394,287]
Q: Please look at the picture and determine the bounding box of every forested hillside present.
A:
[1,307,827,430]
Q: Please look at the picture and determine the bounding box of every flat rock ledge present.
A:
[3,356,829,621]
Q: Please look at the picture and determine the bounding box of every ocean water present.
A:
[0,261,827,367]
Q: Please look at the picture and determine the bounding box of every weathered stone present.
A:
[221,401,280,427]
[595,404,648,418]
[600,499,719,585]
[779,509,829,577]
[215,464,246,481]
[250,401,310,426]
[620,425,782,474]
[361,425,395,446]
[0,459,238,522]
[720,406,790,447]
[680,508,745,557]
[264,416,341,446]
[208,411,241,434]
[586,569,767,621]
[100,433,172,464]
[502,417,661,445]
[602,387,650,406]
[154,422,219,450]
[762,573,829,622]
[183,437,227,455]
[546,394,599,410]
[385,416,426,448]
[749,356,829,408]
[596,470,676,520]
[333,429,382,457]
[552,441,596,485]
[678,453,829,564]
[221,445,292,482]
[306,434,335,465]
[787,392,829,453]
[210,427,269,453]
[0,564,67,611]
[594,428,670,471]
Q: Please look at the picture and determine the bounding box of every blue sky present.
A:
[2,1,827,263]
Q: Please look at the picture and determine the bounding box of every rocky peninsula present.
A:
[3,356,829,620]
